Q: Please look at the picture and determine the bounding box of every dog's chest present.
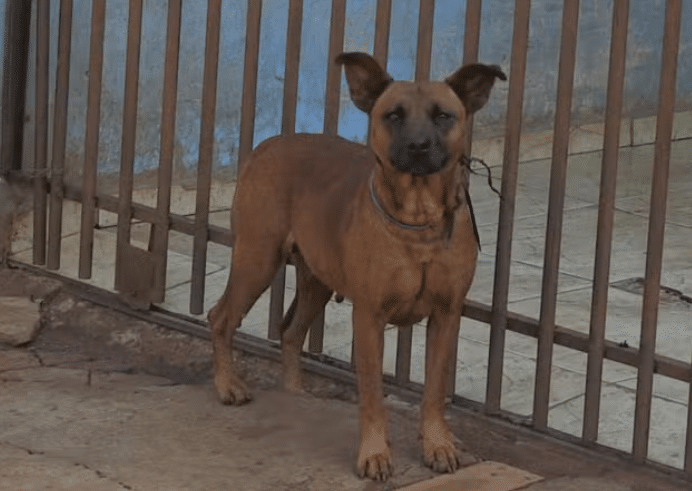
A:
[358,241,476,326]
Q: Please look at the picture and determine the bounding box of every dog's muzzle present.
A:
[390,136,449,176]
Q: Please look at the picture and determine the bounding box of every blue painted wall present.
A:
[6,0,692,178]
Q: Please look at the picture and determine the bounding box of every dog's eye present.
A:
[384,107,405,125]
[433,109,454,126]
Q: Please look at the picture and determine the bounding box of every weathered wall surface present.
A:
[5,0,692,179]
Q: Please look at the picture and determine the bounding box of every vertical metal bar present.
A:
[415,0,435,81]
[238,0,262,168]
[462,0,482,65]
[33,0,50,266]
[632,0,682,463]
[0,0,31,176]
[396,325,413,384]
[46,0,73,271]
[308,314,325,353]
[582,0,629,444]
[307,0,347,353]
[114,0,144,289]
[323,0,346,136]
[686,370,692,475]
[396,0,435,386]
[485,0,531,413]
[451,0,483,395]
[78,0,107,279]
[190,0,223,315]
[533,0,580,430]
[268,0,303,341]
[462,0,482,151]
[149,0,183,303]
[447,337,459,396]
[281,0,303,135]
[367,0,392,148]
[373,0,392,66]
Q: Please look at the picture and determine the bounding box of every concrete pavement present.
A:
[2,268,689,490]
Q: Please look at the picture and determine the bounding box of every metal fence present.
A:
[1,0,690,479]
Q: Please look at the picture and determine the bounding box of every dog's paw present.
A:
[422,437,461,473]
[282,372,305,394]
[356,443,393,481]
[214,375,252,405]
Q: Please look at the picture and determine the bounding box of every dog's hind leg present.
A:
[208,242,284,405]
[281,254,333,393]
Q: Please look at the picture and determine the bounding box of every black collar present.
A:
[368,160,481,250]
[368,175,433,231]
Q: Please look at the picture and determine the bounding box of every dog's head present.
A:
[336,52,505,176]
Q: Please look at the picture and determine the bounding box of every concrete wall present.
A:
[6,0,692,179]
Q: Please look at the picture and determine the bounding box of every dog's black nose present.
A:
[407,138,430,154]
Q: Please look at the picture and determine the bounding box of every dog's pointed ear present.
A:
[446,64,506,115]
[335,52,393,114]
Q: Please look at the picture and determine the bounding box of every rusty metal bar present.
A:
[238,0,262,167]
[281,0,303,134]
[268,0,304,341]
[0,0,31,176]
[323,0,346,136]
[415,0,435,81]
[149,0,183,303]
[306,0,347,353]
[396,325,413,383]
[632,0,682,464]
[462,0,482,65]
[533,0,580,430]
[451,0,483,394]
[367,0,392,146]
[308,314,325,353]
[683,376,692,477]
[582,0,629,444]
[46,0,73,271]
[485,0,531,413]
[462,0,482,151]
[66,181,233,245]
[415,0,437,382]
[78,0,107,279]
[190,0,223,315]
[373,0,392,66]
[686,370,692,476]
[33,0,49,265]
[464,298,692,384]
[114,0,144,289]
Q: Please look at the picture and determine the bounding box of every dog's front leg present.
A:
[352,306,392,481]
[421,310,463,473]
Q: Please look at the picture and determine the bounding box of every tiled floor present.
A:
[9,137,692,470]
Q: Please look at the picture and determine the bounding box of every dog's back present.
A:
[231,133,375,256]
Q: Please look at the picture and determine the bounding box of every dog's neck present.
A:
[369,160,465,241]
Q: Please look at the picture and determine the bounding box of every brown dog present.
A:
[208,52,505,480]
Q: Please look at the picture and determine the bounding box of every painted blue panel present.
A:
[7,0,692,179]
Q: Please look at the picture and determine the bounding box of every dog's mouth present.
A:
[388,135,451,176]
[393,152,450,176]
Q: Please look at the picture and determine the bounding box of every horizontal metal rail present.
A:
[18,181,692,387]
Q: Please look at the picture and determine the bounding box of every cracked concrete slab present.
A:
[1,443,129,491]
[0,361,432,491]
[0,296,42,346]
